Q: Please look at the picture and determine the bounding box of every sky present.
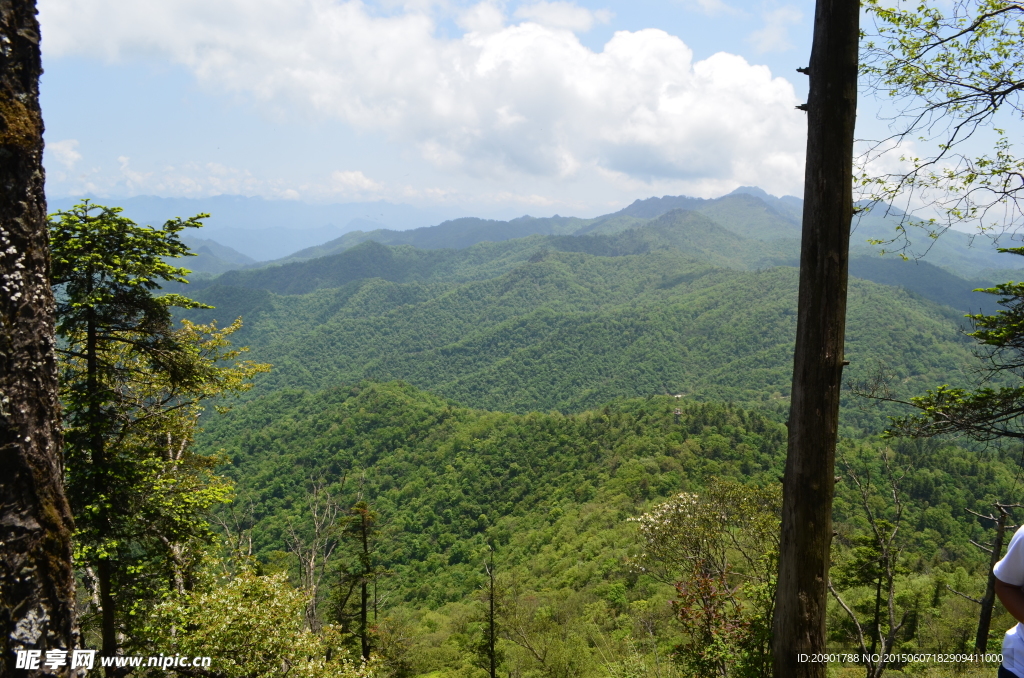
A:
[38,0,823,218]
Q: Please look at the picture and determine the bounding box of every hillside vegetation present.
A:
[197,381,1023,675]
[247,189,1021,280]
[162,188,1024,676]
[181,241,984,427]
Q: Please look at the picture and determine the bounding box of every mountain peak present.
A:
[727,186,774,200]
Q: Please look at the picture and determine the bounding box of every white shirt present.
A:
[994,525,1024,674]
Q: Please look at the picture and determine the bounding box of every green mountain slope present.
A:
[690,192,801,240]
[188,211,796,297]
[850,207,1023,276]
[197,381,1023,674]
[848,255,998,314]
[203,383,789,606]
[582,190,801,240]
[183,247,978,425]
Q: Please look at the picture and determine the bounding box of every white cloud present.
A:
[117,156,153,190]
[39,0,806,195]
[51,157,395,202]
[457,2,506,34]
[749,5,802,53]
[54,158,294,200]
[678,0,740,17]
[48,139,81,168]
[331,170,384,193]
[514,1,611,32]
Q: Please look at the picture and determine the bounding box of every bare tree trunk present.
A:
[487,547,496,678]
[359,510,370,661]
[97,559,117,673]
[975,506,1011,654]
[0,0,80,675]
[86,307,119,672]
[360,578,369,660]
[772,0,860,676]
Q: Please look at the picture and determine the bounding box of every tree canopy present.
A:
[861,0,1024,235]
[887,248,1024,440]
[49,201,269,663]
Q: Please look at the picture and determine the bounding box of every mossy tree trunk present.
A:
[0,0,80,675]
[772,0,860,676]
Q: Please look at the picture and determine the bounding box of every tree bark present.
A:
[86,306,119,671]
[772,1,860,676]
[975,506,1010,654]
[488,548,496,678]
[0,0,80,675]
[359,509,370,661]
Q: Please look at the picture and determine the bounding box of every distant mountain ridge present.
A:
[187,209,799,297]
[48,194,466,261]
[180,236,256,277]
[224,188,1019,282]
[263,191,807,266]
[182,201,1005,316]
[73,188,1020,281]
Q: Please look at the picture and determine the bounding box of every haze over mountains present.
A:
[165,185,1024,428]
[47,194,469,261]
[110,186,1021,282]
[167,186,1021,315]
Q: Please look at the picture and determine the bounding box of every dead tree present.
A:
[964,502,1021,654]
[485,545,497,678]
[0,0,80,675]
[773,0,861,676]
[286,479,343,633]
[829,454,909,678]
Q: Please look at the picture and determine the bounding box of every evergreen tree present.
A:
[886,249,1024,440]
[334,500,387,661]
[50,201,268,664]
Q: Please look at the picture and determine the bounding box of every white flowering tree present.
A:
[633,479,780,678]
[149,568,374,678]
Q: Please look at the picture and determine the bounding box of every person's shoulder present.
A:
[1008,526,1024,553]
[995,525,1024,584]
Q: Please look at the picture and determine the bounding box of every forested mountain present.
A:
[179,245,986,429]
[162,187,1024,675]
[180,235,256,276]
[206,384,789,602]
[277,215,586,264]
[163,187,1017,436]
[187,203,998,309]
[208,381,1019,598]
[190,209,795,295]
[232,188,1022,282]
[196,380,1022,675]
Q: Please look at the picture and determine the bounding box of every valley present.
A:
[159,188,1024,675]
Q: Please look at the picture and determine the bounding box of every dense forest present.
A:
[50,189,1024,677]
[186,376,1024,677]
[177,232,994,426]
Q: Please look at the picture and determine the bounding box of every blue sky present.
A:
[39,0,821,217]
